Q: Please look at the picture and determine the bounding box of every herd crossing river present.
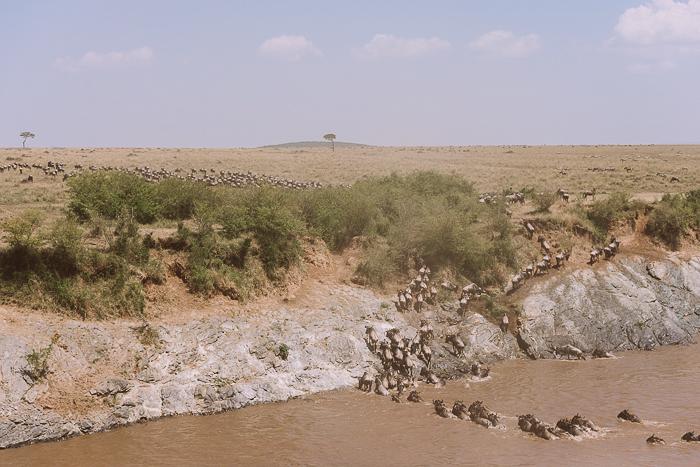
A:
[4,342,700,466]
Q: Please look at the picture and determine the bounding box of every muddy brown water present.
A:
[5,344,700,466]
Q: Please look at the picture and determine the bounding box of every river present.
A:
[4,343,700,466]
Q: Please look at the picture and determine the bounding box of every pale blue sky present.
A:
[2,1,699,147]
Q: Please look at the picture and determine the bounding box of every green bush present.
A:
[1,210,46,250]
[67,172,160,223]
[532,190,558,213]
[355,241,399,286]
[587,192,645,233]
[155,179,219,220]
[646,193,695,249]
[249,190,304,279]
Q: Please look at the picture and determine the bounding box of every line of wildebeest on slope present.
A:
[0,160,351,189]
[479,187,627,294]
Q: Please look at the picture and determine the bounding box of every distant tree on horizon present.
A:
[323,133,336,151]
[20,131,35,149]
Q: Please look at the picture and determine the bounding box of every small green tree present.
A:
[323,133,336,151]
[20,131,35,149]
[1,210,46,250]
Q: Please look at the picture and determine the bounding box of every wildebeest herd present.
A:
[1,159,345,190]
[360,320,490,400]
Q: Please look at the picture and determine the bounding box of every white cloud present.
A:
[353,34,451,60]
[629,59,678,73]
[615,0,700,45]
[54,46,154,73]
[468,31,542,57]
[258,35,322,61]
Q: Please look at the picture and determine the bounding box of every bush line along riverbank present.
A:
[2,170,700,319]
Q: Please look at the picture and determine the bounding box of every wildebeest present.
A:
[523,220,535,239]
[358,372,373,392]
[407,391,423,403]
[462,283,483,299]
[617,409,642,423]
[592,348,614,358]
[582,188,597,200]
[500,315,509,333]
[433,399,454,418]
[365,326,379,351]
[445,334,465,357]
[555,344,585,360]
[373,375,390,396]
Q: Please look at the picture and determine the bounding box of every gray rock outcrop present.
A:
[1,253,699,449]
[518,255,700,358]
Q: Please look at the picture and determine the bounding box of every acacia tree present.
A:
[323,133,336,151]
[20,131,35,149]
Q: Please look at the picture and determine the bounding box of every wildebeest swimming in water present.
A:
[646,433,665,444]
[518,414,558,440]
[433,400,456,419]
[617,409,642,423]
[407,391,423,403]
[592,348,614,358]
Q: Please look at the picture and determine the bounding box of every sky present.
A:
[1,0,699,147]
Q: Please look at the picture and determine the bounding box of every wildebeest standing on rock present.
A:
[500,315,509,333]
[445,334,465,357]
[358,372,373,392]
[365,326,379,351]
[374,375,390,396]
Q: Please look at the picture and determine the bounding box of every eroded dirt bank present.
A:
[1,252,700,449]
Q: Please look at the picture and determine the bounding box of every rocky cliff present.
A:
[1,253,699,449]
[518,254,700,358]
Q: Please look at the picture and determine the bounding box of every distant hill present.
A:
[260,141,372,149]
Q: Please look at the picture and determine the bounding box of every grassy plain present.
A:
[1,144,699,217]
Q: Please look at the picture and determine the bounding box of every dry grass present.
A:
[1,144,699,217]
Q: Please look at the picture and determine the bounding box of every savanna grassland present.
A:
[1,143,699,321]
[1,143,698,215]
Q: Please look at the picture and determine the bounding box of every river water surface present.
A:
[5,343,700,466]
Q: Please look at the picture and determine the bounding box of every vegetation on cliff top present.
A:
[0,170,697,319]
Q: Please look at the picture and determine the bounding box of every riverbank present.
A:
[1,250,699,449]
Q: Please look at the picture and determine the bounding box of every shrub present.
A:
[24,335,59,382]
[354,241,399,287]
[1,210,46,250]
[249,190,304,279]
[646,193,695,249]
[221,205,250,238]
[532,190,559,213]
[155,179,218,220]
[67,172,159,223]
[587,192,645,233]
